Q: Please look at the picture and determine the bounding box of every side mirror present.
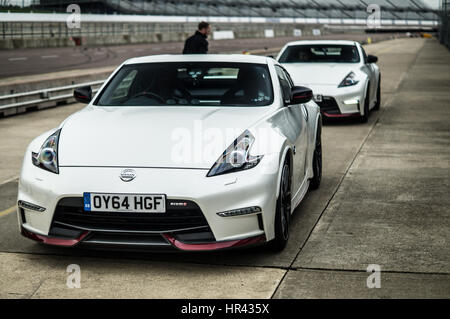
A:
[290,86,313,105]
[367,55,378,64]
[267,55,275,59]
[74,86,92,104]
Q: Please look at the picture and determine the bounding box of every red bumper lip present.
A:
[21,227,265,251]
[21,227,89,247]
[322,111,361,118]
[162,234,266,251]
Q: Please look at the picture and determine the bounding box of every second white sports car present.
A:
[277,40,381,122]
[17,54,322,252]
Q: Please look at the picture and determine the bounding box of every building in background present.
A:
[2,0,438,22]
[0,0,440,50]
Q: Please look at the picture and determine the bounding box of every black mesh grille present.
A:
[316,96,341,115]
[52,197,209,233]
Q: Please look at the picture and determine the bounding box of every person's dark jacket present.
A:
[183,31,209,54]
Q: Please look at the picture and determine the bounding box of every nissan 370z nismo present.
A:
[17,55,322,252]
[277,40,380,123]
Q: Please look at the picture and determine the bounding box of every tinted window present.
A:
[360,46,368,63]
[283,69,295,87]
[96,62,274,107]
[275,66,291,103]
[279,45,360,63]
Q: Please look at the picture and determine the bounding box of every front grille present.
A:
[51,197,210,233]
[316,96,341,115]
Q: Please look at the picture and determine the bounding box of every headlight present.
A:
[31,129,61,174]
[338,71,359,87]
[207,130,263,177]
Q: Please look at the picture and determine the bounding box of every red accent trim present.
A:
[293,94,312,100]
[322,111,361,118]
[21,227,89,247]
[162,234,266,251]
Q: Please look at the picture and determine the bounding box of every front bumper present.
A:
[308,83,365,118]
[18,154,279,251]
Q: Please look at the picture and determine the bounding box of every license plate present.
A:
[314,94,323,102]
[83,193,166,213]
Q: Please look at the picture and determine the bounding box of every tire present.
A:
[361,85,370,123]
[309,119,322,190]
[269,161,292,252]
[373,76,381,111]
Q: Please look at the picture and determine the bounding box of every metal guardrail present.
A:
[0,80,104,115]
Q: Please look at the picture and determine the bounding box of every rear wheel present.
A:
[361,86,370,123]
[373,76,381,111]
[269,161,292,252]
[309,119,322,190]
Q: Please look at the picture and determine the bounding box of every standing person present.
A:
[183,22,211,54]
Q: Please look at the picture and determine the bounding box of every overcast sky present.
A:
[6,0,442,10]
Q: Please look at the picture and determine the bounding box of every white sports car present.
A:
[17,55,322,252]
[277,40,381,122]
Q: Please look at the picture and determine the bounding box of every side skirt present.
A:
[291,176,309,214]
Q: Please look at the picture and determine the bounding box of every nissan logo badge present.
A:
[120,169,136,182]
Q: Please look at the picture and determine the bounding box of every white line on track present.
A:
[8,57,27,61]
[41,55,59,59]
[0,176,18,186]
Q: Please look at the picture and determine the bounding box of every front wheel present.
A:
[373,76,381,111]
[309,119,322,190]
[269,162,292,252]
[361,86,370,123]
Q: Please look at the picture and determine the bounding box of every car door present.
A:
[360,45,377,103]
[275,65,308,195]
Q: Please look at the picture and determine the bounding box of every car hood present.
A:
[282,63,357,87]
[58,106,270,169]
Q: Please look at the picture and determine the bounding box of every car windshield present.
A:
[279,44,360,63]
[96,62,274,107]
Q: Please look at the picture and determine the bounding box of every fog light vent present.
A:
[18,200,46,212]
[343,99,360,105]
[217,206,261,217]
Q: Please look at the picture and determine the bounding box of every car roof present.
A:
[283,40,359,46]
[124,54,270,65]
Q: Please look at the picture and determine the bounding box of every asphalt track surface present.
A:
[0,37,448,298]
